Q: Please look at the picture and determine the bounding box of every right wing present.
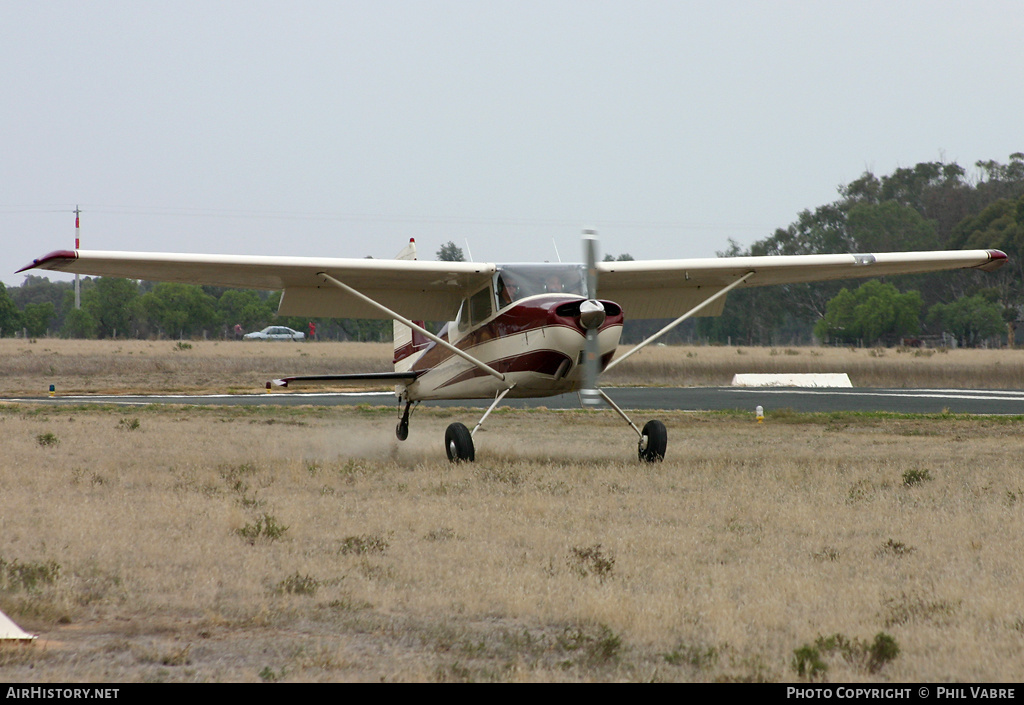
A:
[596,249,1008,319]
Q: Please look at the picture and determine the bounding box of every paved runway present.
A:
[5,386,1024,415]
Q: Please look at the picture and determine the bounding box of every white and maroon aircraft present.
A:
[19,233,1007,463]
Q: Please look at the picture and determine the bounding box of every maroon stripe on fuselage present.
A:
[410,296,623,373]
[394,320,431,363]
[435,347,618,390]
[393,340,430,363]
[436,349,573,389]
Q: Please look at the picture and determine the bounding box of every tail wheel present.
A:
[445,422,475,463]
[638,420,667,463]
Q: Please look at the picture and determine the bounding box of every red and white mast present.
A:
[74,205,81,309]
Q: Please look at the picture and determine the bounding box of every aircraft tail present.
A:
[393,239,429,372]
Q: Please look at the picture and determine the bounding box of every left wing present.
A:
[19,249,495,321]
[597,249,1007,319]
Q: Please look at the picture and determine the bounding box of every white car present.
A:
[243,326,306,341]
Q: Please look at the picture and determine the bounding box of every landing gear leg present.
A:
[396,400,414,441]
[596,389,668,463]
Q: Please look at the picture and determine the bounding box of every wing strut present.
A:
[603,271,755,374]
[316,271,506,383]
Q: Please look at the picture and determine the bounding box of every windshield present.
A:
[495,264,587,306]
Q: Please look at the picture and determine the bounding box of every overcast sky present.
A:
[2,1,1022,286]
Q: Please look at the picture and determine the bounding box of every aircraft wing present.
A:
[19,249,496,320]
[597,249,1008,319]
[19,246,1007,322]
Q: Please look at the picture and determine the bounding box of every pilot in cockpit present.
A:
[497,275,520,308]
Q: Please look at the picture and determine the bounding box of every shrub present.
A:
[878,539,915,557]
[274,573,320,596]
[339,534,388,555]
[902,468,932,486]
[117,417,140,431]
[556,624,623,665]
[568,544,615,582]
[36,432,59,447]
[866,632,900,673]
[795,632,901,677]
[258,666,285,682]
[237,514,288,542]
[792,644,828,679]
[664,642,718,669]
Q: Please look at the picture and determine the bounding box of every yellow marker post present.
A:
[755,405,764,423]
[49,384,55,398]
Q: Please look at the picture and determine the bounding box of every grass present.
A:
[0,402,1022,681]
[0,339,397,396]
[598,343,1024,390]
[3,339,1024,395]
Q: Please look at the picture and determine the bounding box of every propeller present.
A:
[579,229,606,406]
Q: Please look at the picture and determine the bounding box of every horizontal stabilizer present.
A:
[268,372,418,389]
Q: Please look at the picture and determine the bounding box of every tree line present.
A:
[0,276,390,342]
[2,153,1022,346]
[695,153,1024,347]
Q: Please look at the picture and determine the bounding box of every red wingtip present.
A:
[978,249,1008,272]
[16,250,78,273]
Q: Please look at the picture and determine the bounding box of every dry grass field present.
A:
[2,338,1024,395]
[2,340,1024,682]
[1,403,1023,682]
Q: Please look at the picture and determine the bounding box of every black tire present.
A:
[638,419,667,462]
[396,419,409,441]
[445,422,475,463]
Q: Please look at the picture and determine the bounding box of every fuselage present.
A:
[400,294,623,400]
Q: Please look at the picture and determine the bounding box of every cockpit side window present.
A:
[468,286,493,326]
[458,285,495,331]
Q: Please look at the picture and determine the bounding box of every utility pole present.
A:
[74,205,81,309]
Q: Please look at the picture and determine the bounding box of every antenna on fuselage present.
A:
[464,238,474,262]
[552,238,562,263]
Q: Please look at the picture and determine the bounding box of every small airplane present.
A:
[19,233,1007,463]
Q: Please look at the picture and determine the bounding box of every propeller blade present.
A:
[583,229,599,299]
[580,229,602,406]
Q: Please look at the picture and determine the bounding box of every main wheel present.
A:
[638,419,667,462]
[445,422,475,463]
[396,419,409,441]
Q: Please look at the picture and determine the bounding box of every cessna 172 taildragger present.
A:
[20,232,1007,463]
